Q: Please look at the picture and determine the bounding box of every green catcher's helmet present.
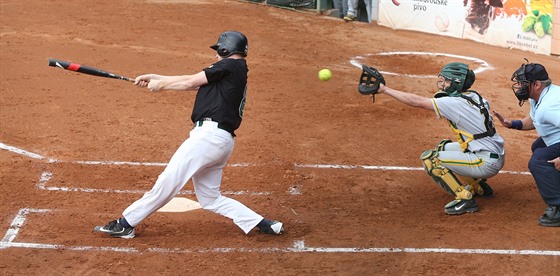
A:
[438,62,475,94]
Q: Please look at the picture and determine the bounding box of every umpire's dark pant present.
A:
[529,138,560,206]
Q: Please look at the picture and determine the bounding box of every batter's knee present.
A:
[196,195,220,208]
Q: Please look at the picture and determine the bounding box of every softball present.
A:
[318,68,332,81]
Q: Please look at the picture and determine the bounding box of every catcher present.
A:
[357,63,505,215]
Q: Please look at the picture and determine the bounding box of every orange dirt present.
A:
[1,0,559,274]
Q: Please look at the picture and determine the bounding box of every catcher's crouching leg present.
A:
[436,139,452,152]
[433,139,493,197]
[464,177,494,197]
[421,149,478,214]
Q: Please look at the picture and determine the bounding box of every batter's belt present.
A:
[194,118,235,137]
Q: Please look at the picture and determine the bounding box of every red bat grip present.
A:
[48,58,133,82]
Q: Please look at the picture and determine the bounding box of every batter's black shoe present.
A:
[538,206,560,227]
[93,220,135,239]
[444,199,479,215]
[474,179,494,197]
[257,219,284,235]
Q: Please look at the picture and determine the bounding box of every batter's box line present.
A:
[36,171,277,196]
[0,142,247,167]
[1,208,559,256]
[294,164,531,175]
[1,142,531,175]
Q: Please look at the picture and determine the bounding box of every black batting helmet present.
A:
[210,31,248,58]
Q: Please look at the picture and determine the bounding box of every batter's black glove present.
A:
[358,65,385,102]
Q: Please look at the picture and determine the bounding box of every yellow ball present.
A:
[318,69,332,81]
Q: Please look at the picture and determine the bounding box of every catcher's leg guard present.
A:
[420,149,472,200]
[463,177,494,197]
[436,139,453,152]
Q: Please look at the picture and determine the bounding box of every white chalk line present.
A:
[74,161,250,167]
[0,208,51,244]
[295,164,531,175]
[350,51,491,78]
[1,209,558,256]
[2,142,531,175]
[0,142,57,163]
[36,171,272,196]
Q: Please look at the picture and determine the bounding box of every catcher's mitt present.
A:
[358,65,385,102]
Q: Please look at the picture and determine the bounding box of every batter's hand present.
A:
[548,157,560,171]
[134,74,162,92]
[147,79,162,92]
[492,110,512,128]
[134,74,152,87]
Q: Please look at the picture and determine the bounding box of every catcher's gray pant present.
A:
[122,121,264,234]
[439,142,504,179]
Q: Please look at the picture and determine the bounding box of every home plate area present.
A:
[157,197,201,213]
[2,207,559,256]
[1,145,559,256]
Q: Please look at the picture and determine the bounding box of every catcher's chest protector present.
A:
[445,91,496,152]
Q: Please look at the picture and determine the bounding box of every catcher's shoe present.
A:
[538,206,560,227]
[257,219,284,235]
[474,180,493,197]
[444,199,478,215]
[93,219,135,239]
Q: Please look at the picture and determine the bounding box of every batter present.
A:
[94,31,284,238]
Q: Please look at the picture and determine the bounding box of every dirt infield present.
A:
[1,0,559,274]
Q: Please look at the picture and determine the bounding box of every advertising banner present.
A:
[462,0,553,54]
[378,0,466,38]
[378,0,554,55]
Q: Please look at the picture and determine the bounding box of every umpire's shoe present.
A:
[257,219,284,235]
[538,206,560,227]
[93,219,135,238]
[444,198,478,215]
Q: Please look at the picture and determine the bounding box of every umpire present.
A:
[494,62,560,227]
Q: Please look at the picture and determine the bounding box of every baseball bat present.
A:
[48,58,134,82]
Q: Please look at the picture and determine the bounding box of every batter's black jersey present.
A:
[191,58,248,136]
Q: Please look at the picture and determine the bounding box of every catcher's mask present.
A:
[210,31,248,58]
[437,62,475,95]
[510,60,549,106]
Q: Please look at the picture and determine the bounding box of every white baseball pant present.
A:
[122,121,264,234]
